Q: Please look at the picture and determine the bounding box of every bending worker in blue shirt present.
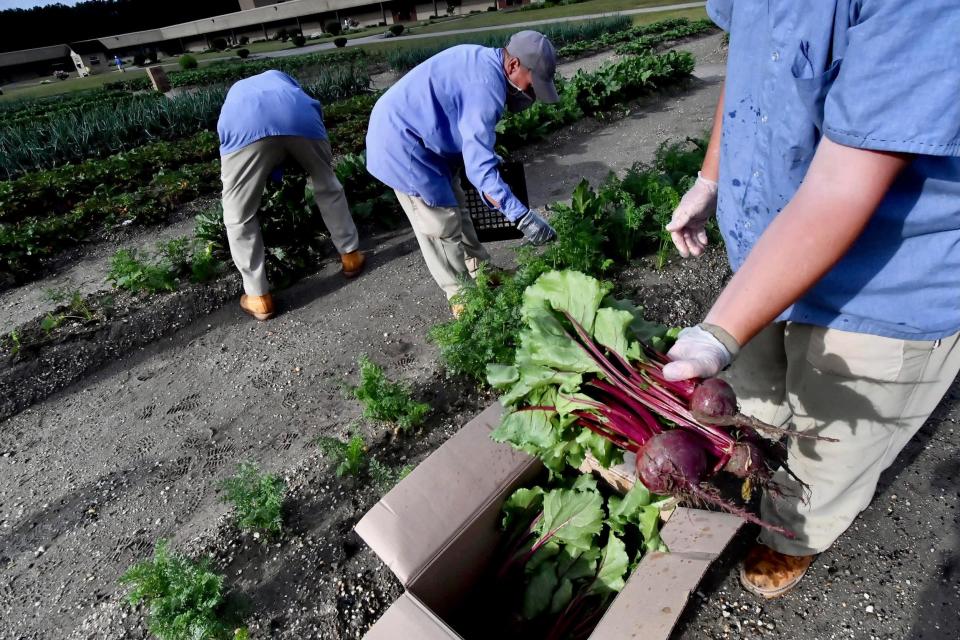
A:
[663,1,960,598]
[366,31,558,315]
[218,70,365,321]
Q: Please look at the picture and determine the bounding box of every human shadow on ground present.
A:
[278,226,419,316]
[906,455,960,640]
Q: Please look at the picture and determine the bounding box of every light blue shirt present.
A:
[217,70,327,156]
[709,0,960,341]
[365,45,528,222]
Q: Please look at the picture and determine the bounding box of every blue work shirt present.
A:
[709,0,960,341]
[217,70,327,156]
[365,45,528,222]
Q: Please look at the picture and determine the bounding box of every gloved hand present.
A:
[662,325,736,381]
[665,172,718,258]
[517,210,557,246]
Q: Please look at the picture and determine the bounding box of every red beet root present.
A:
[635,430,709,494]
[690,377,738,422]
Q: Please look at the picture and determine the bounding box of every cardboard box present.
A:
[356,402,742,640]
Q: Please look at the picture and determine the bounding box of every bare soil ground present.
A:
[2,32,957,640]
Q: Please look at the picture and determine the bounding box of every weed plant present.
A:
[120,540,245,640]
[107,237,222,294]
[317,434,368,477]
[221,462,286,538]
[317,435,411,489]
[368,458,413,493]
[352,355,430,431]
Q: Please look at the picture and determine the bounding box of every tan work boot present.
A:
[739,543,815,599]
[240,293,275,321]
[341,250,365,278]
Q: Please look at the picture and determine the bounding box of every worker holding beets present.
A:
[663,0,960,598]
[217,70,365,321]
[365,31,558,317]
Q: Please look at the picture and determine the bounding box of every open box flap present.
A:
[355,402,540,588]
[589,507,742,639]
[363,592,460,640]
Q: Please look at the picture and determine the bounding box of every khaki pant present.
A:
[220,136,359,296]
[722,322,960,555]
[394,177,492,300]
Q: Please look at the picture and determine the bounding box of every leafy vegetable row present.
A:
[103,48,368,93]
[0,93,377,228]
[0,131,218,224]
[496,50,694,149]
[554,17,714,58]
[0,64,371,180]
[0,160,220,282]
[385,16,633,72]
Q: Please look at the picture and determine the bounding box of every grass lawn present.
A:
[412,0,699,33]
[0,70,147,101]
[352,6,705,56]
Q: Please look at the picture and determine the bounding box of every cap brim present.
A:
[532,74,560,103]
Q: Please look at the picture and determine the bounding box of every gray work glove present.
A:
[516,210,556,246]
[662,324,738,381]
[665,172,718,257]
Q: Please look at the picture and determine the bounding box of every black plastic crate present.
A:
[460,161,527,242]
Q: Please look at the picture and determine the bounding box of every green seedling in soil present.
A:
[108,248,178,294]
[6,329,22,355]
[40,313,65,334]
[158,237,192,272]
[120,539,247,640]
[368,458,414,493]
[42,287,97,324]
[317,434,368,477]
[220,462,287,539]
[352,355,430,432]
[190,242,221,283]
[68,290,96,321]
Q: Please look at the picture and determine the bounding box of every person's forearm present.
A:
[703,137,910,345]
[700,80,725,182]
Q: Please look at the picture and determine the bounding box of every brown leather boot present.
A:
[739,543,815,599]
[240,293,275,321]
[341,250,365,278]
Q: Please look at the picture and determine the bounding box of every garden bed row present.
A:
[0,35,699,290]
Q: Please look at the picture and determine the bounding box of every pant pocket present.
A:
[803,326,914,382]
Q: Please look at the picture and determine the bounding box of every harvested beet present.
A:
[690,377,738,422]
[636,430,709,494]
[723,440,767,480]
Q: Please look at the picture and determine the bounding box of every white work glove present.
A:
[665,172,718,258]
[662,325,736,381]
[517,210,557,246]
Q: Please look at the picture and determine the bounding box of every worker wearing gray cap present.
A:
[366,30,558,315]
